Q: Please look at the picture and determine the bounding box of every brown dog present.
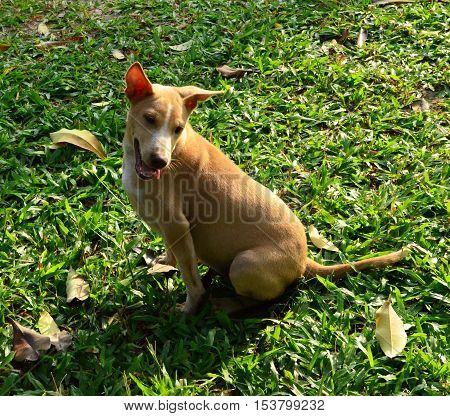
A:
[122,62,408,314]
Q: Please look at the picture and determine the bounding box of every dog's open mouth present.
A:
[134,139,161,180]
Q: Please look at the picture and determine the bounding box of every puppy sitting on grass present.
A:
[122,62,408,314]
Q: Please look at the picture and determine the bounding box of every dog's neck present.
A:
[170,123,205,173]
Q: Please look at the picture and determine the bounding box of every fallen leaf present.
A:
[372,0,414,5]
[112,49,125,60]
[49,128,107,159]
[6,317,51,362]
[66,269,90,302]
[411,98,430,112]
[338,28,350,44]
[216,65,255,79]
[3,66,15,76]
[375,299,407,358]
[37,36,83,49]
[357,28,368,48]
[37,311,73,351]
[308,225,340,252]
[37,22,49,36]
[50,331,72,352]
[147,263,177,274]
[169,40,193,51]
[92,101,110,107]
[37,311,59,335]
[0,43,10,52]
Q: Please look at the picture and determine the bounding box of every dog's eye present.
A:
[144,114,156,124]
[174,126,184,135]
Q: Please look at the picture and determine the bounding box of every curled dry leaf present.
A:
[37,22,50,36]
[375,299,407,358]
[169,40,193,51]
[147,263,177,274]
[112,49,125,60]
[66,269,90,302]
[6,317,51,362]
[37,36,83,49]
[49,128,107,159]
[357,28,368,48]
[308,225,340,252]
[50,331,73,352]
[216,65,255,79]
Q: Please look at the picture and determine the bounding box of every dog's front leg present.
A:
[161,218,205,313]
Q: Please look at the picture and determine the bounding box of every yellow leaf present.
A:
[37,311,73,351]
[375,299,407,358]
[308,225,340,252]
[66,269,90,302]
[169,40,193,51]
[112,49,125,60]
[37,311,60,336]
[147,263,177,274]
[49,128,107,159]
[37,22,49,36]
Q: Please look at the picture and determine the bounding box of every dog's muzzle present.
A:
[134,139,161,180]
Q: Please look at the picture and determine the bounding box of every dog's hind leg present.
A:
[210,296,261,315]
[228,248,299,303]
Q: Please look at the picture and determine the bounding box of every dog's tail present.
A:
[304,248,409,280]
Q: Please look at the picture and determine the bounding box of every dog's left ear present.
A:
[125,62,153,104]
[178,86,223,112]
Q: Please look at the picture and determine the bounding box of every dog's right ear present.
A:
[125,63,153,104]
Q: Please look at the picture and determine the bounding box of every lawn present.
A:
[0,0,449,396]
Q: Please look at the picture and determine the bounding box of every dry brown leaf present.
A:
[37,22,49,36]
[112,49,125,60]
[411,98,430,113]
[375,299,407,357]
[49,128,107,159]
[169,40,193,51]
[66,269,90,302]
[0,44,10,52]
[216,65,255,79]
[50,331,73,351]
[147,263,177,274]
[357,28,368,48]
[6,317,51,362]
[372,0,414,5]
[308,225,340,252]
[37,36,83,49]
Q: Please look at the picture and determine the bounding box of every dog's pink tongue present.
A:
[155,169,161,180]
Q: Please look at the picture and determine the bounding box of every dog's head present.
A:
[124,62,223,180]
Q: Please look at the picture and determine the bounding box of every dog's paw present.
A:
[176,302,196,314]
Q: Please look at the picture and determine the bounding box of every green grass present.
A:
[0,0,449,396]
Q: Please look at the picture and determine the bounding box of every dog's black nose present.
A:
[149,155,168,169]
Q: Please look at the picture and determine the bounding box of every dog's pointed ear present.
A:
[125,63,153,104]
[178,86,223,112]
